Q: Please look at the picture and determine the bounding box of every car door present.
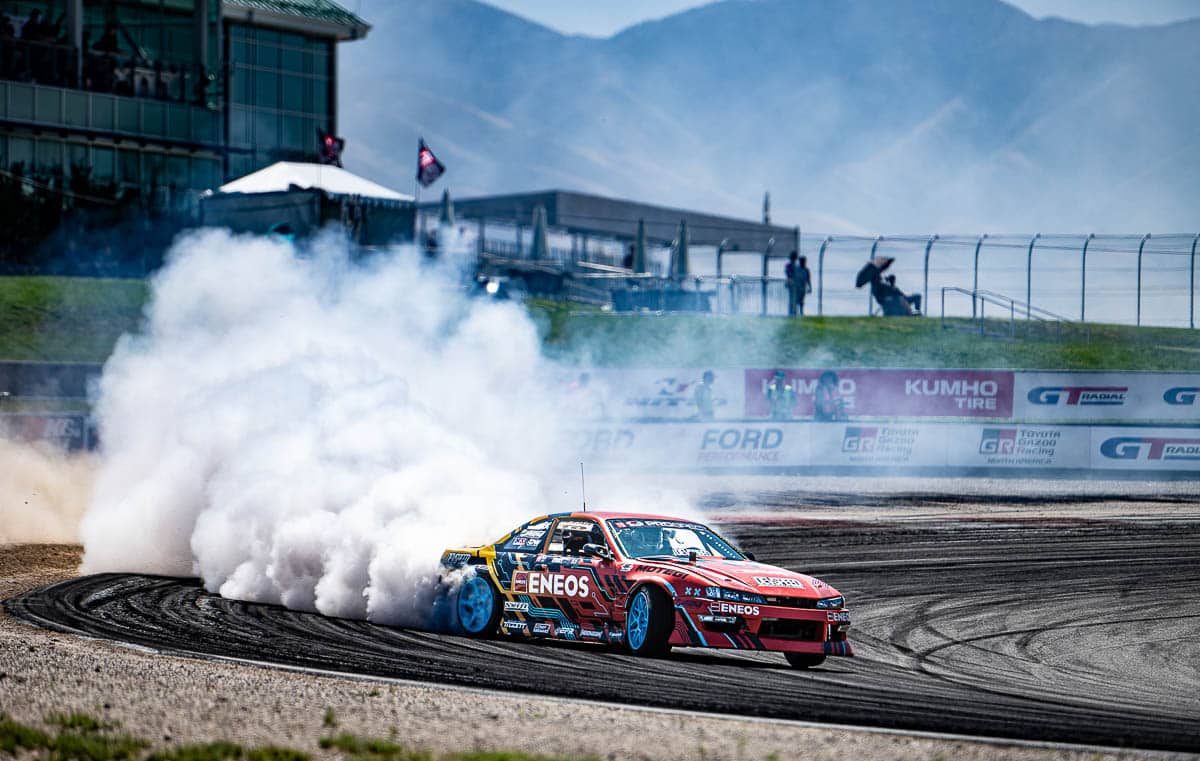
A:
[516,517,616,639]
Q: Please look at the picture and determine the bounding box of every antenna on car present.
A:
[579,462,587,512]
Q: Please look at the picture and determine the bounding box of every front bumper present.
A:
[670,601,854,656]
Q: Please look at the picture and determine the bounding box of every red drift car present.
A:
[440,511,852,668]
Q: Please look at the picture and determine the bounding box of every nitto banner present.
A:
[743,369,1014,419]
[572,369,746,421]
[1014,372,1200,422]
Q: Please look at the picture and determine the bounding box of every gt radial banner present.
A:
[1014,372,1200,422]
[743,369,1014,419]
[1092,427,1200,471]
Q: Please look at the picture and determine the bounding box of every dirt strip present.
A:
[1,544,1191,761]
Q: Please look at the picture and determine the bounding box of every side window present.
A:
[547,519,606,555]
[499,520,551,553]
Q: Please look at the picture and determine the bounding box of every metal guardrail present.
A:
[941,287,1089,342]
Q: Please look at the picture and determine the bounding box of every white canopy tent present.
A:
[216,161,411,201]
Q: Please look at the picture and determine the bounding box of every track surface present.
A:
[7,519,1200,752]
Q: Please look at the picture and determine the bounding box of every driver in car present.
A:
[624,526,675,557]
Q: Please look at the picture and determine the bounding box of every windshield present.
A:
[606,519,744,560]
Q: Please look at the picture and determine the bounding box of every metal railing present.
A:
[941,287,1088,342]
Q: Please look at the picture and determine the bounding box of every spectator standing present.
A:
[765,370,795,421]
[623,243,635,270]
[784,251,799,316]
[814,370,847,421]
[693,370,716,421]
[795,255,812,315]
[2,12,16,39]
[93,22,120,54]
[20,10,42,40]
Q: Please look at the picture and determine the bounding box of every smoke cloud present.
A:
[0,438,95,544]
[80,229,630,626]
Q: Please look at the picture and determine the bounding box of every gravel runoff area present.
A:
[2,544,1194,761]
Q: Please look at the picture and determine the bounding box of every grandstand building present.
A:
[0,0,367,207]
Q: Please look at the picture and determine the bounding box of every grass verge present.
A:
[0,278,1196,371]
[0,713,596,761]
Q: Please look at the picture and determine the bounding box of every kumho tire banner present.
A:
[743,369,1014,419]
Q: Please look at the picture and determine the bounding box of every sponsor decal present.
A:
[705,586,721,599]
[1028,386,1127,406]
[501,620,527,631]
[620,563,635,572]
[607,629,624,643]
[978,427,1061,466]
[507,536,542,548]
[610,519,699,530]
[743,369,1013,418]
[532,622,552,635]
[1100,436,1200,461]
[512,570,592,598]
[826,611,851,623]
[622,376,729,412]
[841,426,919,463]
[555,625,576,637]
[503,601,529,612]
[1164,387,1199,406]
[710,602,760,617]
[579,628,604,640]
[904,377,1001,411]
[577,429,636,453]
[752,576,805,589]
[698,428,783,464]
[442,553,471,567]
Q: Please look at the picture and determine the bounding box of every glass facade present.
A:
[226,23,333,180]
[1,0,354,202]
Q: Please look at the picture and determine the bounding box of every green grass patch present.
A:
[1,278,1195,371]
[146,742,245,761]
[0,714,593,761]
[1,714,53,754]
[534,309,1200,371]
[0,276,146,363]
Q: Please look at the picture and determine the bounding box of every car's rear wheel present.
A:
[625,585,673,657]
[784,652,827,669]
[456,575,500,637]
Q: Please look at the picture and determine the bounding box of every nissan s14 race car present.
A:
[439,512,852,668]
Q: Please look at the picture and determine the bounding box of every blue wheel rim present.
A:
[457,576,494,633]
[628,589,650,650]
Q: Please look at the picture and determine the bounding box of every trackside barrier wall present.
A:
[573,422,1200,477]
[581,368,1200,423]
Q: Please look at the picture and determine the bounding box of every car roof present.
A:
[554,511,696,522]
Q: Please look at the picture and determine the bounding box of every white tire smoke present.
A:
[80,229,573,627]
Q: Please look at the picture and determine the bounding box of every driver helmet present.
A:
[626,526,671,556]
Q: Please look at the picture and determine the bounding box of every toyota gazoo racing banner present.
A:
[943,425,1091,469]
[1014,372,1200,422]
[1092,427,1200,471]
[743,369,1014,419]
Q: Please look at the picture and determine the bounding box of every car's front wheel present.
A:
[625,585,673,657]
[456,575,500,637]
[784,652,827,669]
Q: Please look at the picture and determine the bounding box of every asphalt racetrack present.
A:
[7,515,1200,752]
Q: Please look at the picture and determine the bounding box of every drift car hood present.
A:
[640,557,839,598]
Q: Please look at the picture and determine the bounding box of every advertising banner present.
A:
[0,413,92,450]
[743,369,1014,419]
[1014,372,1200,422]
[943,424,1091,469]
[1090,427,1200,471]
[572,421,1200,475]
[580,368,746,421]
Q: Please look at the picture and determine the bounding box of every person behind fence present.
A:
[814,370,847,421]
[884,274,922,316]
[784,251,813,316]
[765,370,795,420]
[694,370,716,420]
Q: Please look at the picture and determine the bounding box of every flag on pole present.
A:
[416,138,445,187]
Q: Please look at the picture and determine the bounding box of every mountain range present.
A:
[338,0,1200,233]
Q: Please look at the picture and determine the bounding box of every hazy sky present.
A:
[482,0,1200,36]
